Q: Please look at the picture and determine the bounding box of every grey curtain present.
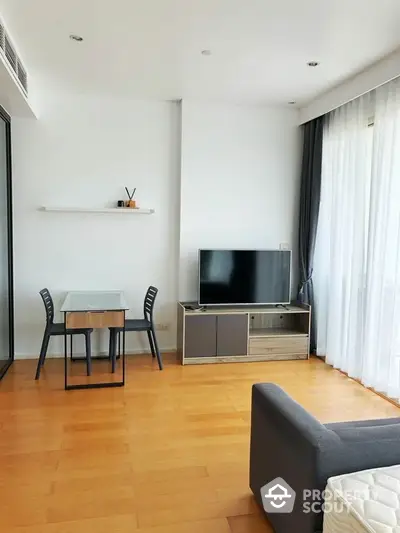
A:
[298,117,324,352]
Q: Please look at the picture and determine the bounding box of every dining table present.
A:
[60,290,129,390]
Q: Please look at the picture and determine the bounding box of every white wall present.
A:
[12,91,180,357]
[179,101,301,301]
[12,95,301,358]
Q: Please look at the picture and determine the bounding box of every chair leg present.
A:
[150,326,163,370]
[147,330,156,358]
[85,332,92,376]
[35,331,50,380]
[112,331,121,361]
[108,330,113,361]
[111,330,117,374]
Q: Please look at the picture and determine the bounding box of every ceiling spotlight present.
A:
[307,61,319,67]
[288,101,296,105]
[201,49,212,56]
[70,34,83,42]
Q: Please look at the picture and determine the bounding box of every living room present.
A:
[1,1,400,533]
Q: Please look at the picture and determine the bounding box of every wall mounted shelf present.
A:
[39,206,155,214]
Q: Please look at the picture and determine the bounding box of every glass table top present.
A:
[61,291,129,312]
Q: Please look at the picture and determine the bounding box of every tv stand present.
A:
[177,302,311,365]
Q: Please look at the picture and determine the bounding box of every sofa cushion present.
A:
[326,417,400,430]
[327,422,400,444]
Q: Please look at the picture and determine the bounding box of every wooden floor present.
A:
[0,355,399,533]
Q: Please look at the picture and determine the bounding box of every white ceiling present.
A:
[1,0,400,106]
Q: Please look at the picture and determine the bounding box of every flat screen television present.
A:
[198,249,291,306]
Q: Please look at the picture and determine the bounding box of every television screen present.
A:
[198,250,291,305]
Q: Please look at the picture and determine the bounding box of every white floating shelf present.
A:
[40,206,155,215]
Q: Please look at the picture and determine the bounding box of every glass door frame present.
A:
[0,105,14,380]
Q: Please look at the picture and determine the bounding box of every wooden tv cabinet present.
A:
[177,302,311,365]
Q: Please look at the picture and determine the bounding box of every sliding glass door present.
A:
[0,107,13,379]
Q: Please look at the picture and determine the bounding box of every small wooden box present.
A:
[66,311,124,329]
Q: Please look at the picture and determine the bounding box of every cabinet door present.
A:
[184,315,217,358]
[217,314,248,356]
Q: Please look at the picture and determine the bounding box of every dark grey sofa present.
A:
[250,383,400,533]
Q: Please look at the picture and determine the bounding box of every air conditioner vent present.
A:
[0,22,4,51]
[5,34,16,72]
[17,59,27,92]
[0,18,28,95]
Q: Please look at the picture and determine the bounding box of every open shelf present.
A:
[249,328,308,338]
[40,206,155,214]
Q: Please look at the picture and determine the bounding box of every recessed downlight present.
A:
[307,61,319,67]
[70,34,83,42]
[201,49,212,56]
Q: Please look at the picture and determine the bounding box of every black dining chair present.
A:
[35,288,93,380]
[108,286,163,372]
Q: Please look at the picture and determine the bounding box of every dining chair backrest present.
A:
[40,288,54,325]
[143,286,158,322]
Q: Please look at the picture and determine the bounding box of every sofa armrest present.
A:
[251,383,339,449]
[250,384,337,533]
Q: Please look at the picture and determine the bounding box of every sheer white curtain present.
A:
[314,77,400,398]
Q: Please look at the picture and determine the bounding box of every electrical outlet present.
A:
[155,323,169,331]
